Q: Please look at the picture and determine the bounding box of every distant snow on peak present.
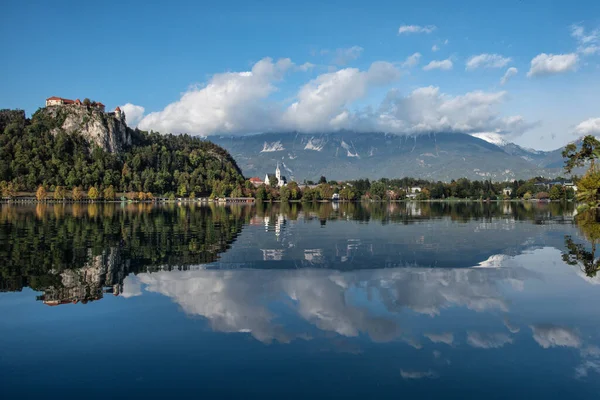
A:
[471,132,508,146]
[340,139,360,158]
[261,141,285,152]
[304,137,326,151]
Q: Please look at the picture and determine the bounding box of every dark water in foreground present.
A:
[1,202,599,399]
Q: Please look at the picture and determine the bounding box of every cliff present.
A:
[37,106,131,153]
[0,107,245,194]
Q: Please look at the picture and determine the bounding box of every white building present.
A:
[265,163,287,187]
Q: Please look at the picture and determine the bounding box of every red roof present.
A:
[249,177,263,183]
[46,96,62,101]
[115,106,121,111]
[97,102,105,107]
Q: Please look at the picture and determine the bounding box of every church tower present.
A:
[275,163,281,183]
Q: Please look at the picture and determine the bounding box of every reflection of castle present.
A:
[37,248,129,306]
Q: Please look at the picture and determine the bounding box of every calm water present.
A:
[1,202,599,399]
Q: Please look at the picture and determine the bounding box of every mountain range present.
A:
[210,131,571,182]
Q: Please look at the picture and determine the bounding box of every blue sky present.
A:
[2,0,600,150]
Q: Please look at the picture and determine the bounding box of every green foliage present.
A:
[255,185,267,201]
[562,135,600,174]
[268,176,278,187]
[549,185,564,200]
[0,108,244,196]
[279,186,291,202]
[576,170,600,212]
[523,192,532,200]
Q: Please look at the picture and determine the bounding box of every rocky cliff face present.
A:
[41,106,131,153]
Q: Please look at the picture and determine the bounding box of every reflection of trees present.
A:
[563,210,600,277]
[0,203,250,297]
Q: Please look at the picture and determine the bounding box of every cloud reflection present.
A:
[125,265,534,344]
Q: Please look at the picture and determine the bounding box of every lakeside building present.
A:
[265,163,287,187]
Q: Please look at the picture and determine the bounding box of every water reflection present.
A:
[1,201,600,395]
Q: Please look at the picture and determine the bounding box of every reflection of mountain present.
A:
[0,201,583,306]
[218,202,579,270]
[125,265,537,343]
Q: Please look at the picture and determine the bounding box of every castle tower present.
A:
[115,106,122,119]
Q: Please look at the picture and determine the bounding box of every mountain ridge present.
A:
[210,131,572,182]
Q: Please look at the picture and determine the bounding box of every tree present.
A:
[36,185,47,201]
[0,181,17,199]
[177,183,187,197]
[54,186,66,200]
[189,191,196,199]
[268,176,278,188]
[83,98,91,107]
[549,185,564,201]
[88,186,100,201]
[287,181,300,200]
[575,170,600,212]
[319,176,327,184]
[523,192,532,200]
[255,185,267,201]
[72,186,83,201]
[103,185,116,200]
[280,186,291,202]
[369,181,386,200]
[563,135,600,174]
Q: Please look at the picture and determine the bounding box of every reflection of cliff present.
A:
[37,248,127,305]
[0,203,249,302]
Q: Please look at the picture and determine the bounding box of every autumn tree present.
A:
[72,186,83,201]
[54,186,66,200]
[36,185,47,201]
[103,185,116,200]
[88,186,100,201]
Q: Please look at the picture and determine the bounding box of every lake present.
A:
[1,201,599,399]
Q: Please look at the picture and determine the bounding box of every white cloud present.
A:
[432,45,440,52]
[466,53,512,70]
[398,24,437,34]
[296,62,315,72]
[467,332,513,349]
[574,117,600,136]
[424,332,454,346]
[500,67,518,85]
[120,103,145,128]
[135,57,530,138]
[138,57,293,135]
[423,59,453,71]
[527,53,578,77]
[281,61,400,132]
[371,86,532,136]
[571,23,600,55]
[333,46,364,65]
[531,325,581,348]
[402,52,422,68]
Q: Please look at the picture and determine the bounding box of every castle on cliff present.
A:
[45,96,123,118]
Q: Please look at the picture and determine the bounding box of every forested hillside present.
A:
[0,108,245,197]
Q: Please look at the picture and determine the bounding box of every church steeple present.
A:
[276,163,281,181]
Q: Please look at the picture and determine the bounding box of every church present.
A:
[265,164,287,187]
